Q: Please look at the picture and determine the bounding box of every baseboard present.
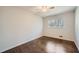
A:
[44,36,74,42]
[1,35,42,53]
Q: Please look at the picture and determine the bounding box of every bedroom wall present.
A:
[75,7,79,50]
[43,11,75,41]
[0,7,43,52]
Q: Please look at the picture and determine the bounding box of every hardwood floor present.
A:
[3,36,78,53]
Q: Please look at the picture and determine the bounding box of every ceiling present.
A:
[19,6,76,17]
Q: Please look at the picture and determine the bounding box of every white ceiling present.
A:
[19,6,76,17]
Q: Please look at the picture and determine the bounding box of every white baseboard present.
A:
[43,35,74,42]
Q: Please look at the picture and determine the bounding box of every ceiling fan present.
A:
[34,6,55,12]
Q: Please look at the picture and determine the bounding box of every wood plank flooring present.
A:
[3,36,78,53]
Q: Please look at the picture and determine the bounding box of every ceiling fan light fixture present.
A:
[42,7,48,12]
[35,6,55,12]
[41,6,55,12]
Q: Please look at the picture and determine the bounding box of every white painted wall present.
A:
[0,7,43,52]
[75,7,79,50]
[43,11,75,41]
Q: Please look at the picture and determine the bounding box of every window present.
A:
[48,18,64,28]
